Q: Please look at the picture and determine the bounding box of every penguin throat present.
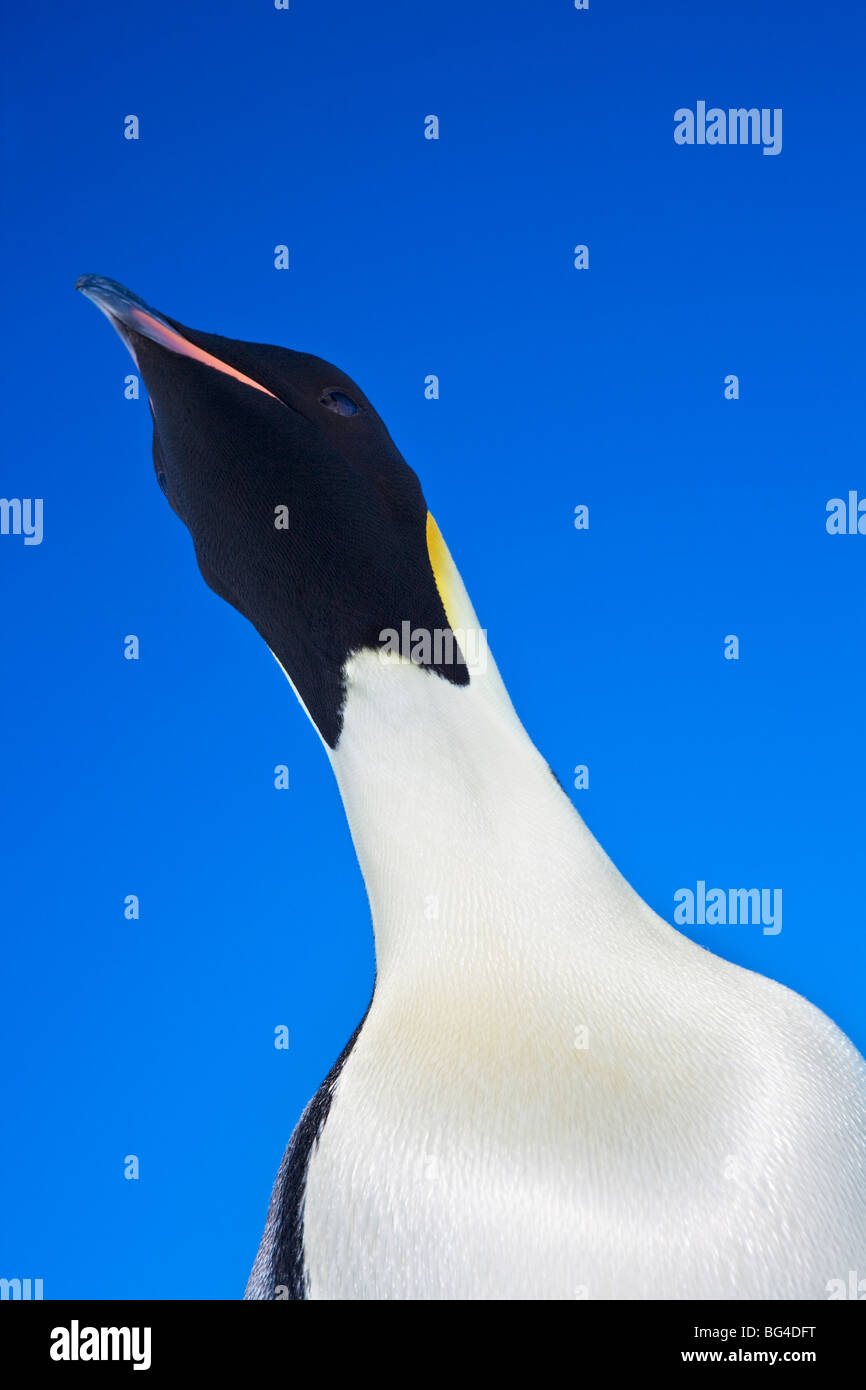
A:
[328,650,608,978]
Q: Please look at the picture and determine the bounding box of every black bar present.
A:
[1,1299,862,1374]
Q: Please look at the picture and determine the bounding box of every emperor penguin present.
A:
[77,275,866,1301]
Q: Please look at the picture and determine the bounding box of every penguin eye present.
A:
[320,390,360,417]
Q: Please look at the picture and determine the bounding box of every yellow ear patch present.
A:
[426,512,457,630]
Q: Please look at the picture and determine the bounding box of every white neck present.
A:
[328,646,637,984]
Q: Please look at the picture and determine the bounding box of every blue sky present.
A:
[1,0,864,1297]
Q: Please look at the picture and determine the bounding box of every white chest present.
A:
[301,879,866,1299]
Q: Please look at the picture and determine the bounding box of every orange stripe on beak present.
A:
[126,307,280,400]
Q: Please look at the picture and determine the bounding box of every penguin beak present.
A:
[75,275,279,401]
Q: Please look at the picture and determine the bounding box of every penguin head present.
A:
[76,276,469,746]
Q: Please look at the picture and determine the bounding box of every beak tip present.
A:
[75,272,113,298]
[75,274,148,312]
